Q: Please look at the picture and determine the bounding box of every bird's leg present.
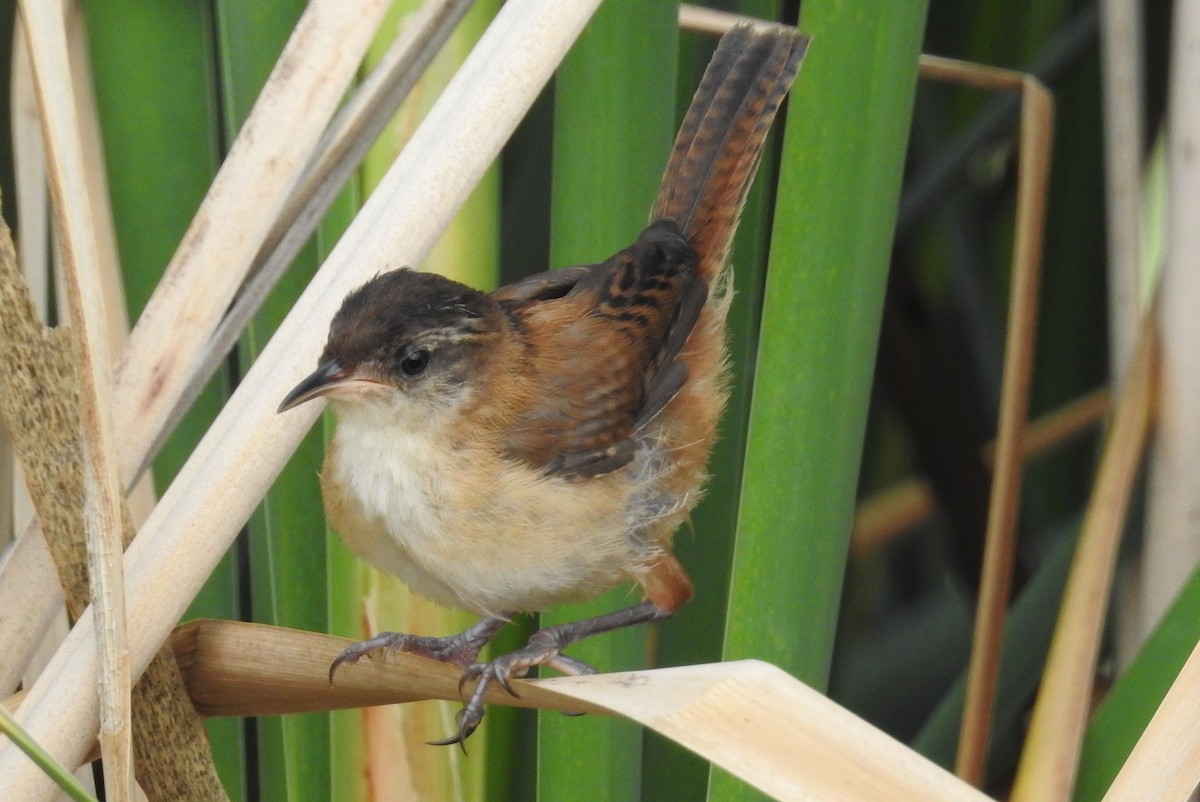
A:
[431,601,672,746]
[329,615,512,681]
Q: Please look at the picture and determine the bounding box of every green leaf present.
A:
[648,4,785,798]
[537,4,678,801]
[713,1,929,798]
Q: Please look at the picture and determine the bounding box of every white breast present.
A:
[325,404,656,616]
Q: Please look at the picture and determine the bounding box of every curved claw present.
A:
[328,631,412,683]
[428,701,485,750]
[456,665,481,698]
[328,636,393,683]
[430,607,662,745]
[490,664,521,698]
[426,732,468,751]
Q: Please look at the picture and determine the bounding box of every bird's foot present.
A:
[329,616,510,682]
[430,630,599,748]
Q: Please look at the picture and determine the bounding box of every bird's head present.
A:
[279,268,499,426]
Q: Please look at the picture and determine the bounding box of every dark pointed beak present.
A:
[278,360,346,413]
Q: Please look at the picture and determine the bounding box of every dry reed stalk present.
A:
[1101,0,1150,680]
[919,60,1055,785]
[679,3,778,33]
[1099,0,1145,383]
[1139,0,1200,663]
[110,0,391,490]
[170,620,601,717]
[1,0,191,696]
[0,2,602,796]
[64,0,159,529]
[1010,312,1158,800]
[9,14,48,320]
[0,534,63,693]
[0,202,223,798]
[0,12,56,699]
[19,0,133,794]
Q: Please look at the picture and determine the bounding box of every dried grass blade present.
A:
[1010,311,1158,800]
[955,72,1055,785]
[541,662,995,802]
[0,533,63,694]
[64,0,158,527]
[0,704,96,802]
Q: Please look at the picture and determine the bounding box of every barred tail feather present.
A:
[651,25,809,282]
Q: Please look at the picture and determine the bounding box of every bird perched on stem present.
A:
[280,23,809,745]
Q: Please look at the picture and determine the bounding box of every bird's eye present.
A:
[400,348,431,377]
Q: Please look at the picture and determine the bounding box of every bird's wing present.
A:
[497,221,704,479]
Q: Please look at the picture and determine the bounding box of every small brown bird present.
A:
[280,24,808,744]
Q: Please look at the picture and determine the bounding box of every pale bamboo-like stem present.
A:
[0,13,58,698]
[0,530,63,695]
[1010,312,1158,801]
[0,2,602,795]
[65,0,158,529]
[678,3,774,34]
[65,0,127,368]
[1099,0,1144,385]
[0,0,390,700]
[10,13,48,323]
[19,0,131,796]
[1140,0,1200,660]
[946,69,1054,786]
[1096,0,1146,672]
[0,18,34,573]
[5,14,41,607]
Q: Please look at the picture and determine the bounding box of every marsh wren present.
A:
[280,24,809,744]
